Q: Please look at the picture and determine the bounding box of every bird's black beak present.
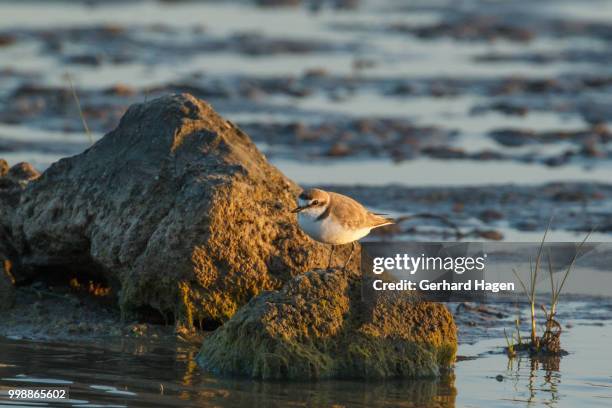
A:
[291,205,306,213]
[292,201,315,213]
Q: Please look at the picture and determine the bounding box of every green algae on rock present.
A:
[197,269,457,380]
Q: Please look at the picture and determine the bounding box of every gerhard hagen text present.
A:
[371,254,515,293]
[372,279,514,293]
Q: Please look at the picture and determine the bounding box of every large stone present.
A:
[10,94,358,325]
[197,269,457,380]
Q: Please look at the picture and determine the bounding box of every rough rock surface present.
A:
[0,188,15,311]
[197,269,457,380]
[9,94,358,325]
[0,160,40,209]
[0,264,14,311]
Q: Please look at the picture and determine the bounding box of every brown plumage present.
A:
[322,191,392,230]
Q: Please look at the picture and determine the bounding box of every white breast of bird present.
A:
[298,211,371,245]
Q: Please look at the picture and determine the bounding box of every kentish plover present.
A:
[292,188,393,269]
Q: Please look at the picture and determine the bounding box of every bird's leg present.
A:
[342,241,356,271]
[327,245,335,270]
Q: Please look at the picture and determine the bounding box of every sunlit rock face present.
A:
[8,93,357,325]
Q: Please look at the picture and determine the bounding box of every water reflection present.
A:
[0,337,456,407]
[456,318,612,407]
[505,355,562,406]
[1,317,612,407]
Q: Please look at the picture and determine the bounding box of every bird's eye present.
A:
[312,200,318,205]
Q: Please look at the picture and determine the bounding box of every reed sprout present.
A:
[507,223,590,357]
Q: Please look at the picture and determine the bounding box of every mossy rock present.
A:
[197,269,457,380]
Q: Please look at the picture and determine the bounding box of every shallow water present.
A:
[2,0,612,406]
[272,157,612,187]
[1,300,611,407]
[456,323,612,407]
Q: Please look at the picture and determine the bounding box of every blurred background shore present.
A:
[3,0,612,242]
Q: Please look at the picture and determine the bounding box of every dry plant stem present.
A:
[530,222,549,345]
[544,231,591,332]
[551,231,591,310]
[504,328,516,357]
[67,73,94,145]
[512,219,551,348]
[547,250,556,320]
[515,317,522,345]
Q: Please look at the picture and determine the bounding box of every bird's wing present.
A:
[329,192,393,229]
[367,212,394,228]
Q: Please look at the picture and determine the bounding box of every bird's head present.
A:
[291,188,329,216]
